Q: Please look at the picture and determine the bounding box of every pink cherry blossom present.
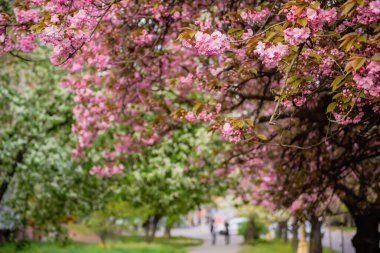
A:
[284,27,310,45]
[240,9,270,25]
[193,30,229,55]
[90,164,125,177]
[369,0,380,14]
[254,42,289,68]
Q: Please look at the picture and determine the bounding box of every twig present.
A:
[269,44,304,125]
[230,21,285,43]
[58,1,116,65]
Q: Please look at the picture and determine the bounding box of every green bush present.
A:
[238,219,268,240]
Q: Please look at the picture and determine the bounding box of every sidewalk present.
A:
[171,225,244,253]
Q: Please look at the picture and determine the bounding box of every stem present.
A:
[269,44,304,125]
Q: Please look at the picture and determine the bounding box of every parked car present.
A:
[216,217,248,235]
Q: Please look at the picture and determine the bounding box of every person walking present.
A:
[210,219,217,245]
[224,221,230,245]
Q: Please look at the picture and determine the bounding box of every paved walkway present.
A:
[322,229,355,253]
[169,226,356,253]
[170,225,244,253]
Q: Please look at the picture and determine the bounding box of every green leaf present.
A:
[30,23,47,33]
[228,28,243,34]
[297,17,308,27]
[250,69,258,75]
[331,75,347,91]
[291,79,302,88]
[273,37,284,43]
[332,93,343,100]
[192,103,203,114]
[326,102,337,113]
[257,134,269,141]
[309,54,322,60]
[371,54,380,62]
[287,75,301,84]
[294,6,305,15]
[265,31,277,41]
[245,119,254,127]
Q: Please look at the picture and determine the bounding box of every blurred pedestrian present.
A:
[224,221,230,245]
[210,219,217,245]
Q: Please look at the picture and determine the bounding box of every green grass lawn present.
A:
[330,226,356,232]
[238,239,340,253]
[118,235,202,248]
[0,241,185,253]
[0,235,201,253]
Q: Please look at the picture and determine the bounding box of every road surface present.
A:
[170,225,244,253]
[322,229,355,253]
[167,226,355,253]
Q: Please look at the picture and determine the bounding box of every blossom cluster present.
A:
[284,27,311,45]
[61,76,118,158]
[187,30,229,56]
[254,42,289,68]
[353,61,380,98]
[220,122,241,143]
[306,7,337,31]
[284,5,337,32]
[14,8,40,23]
[355,1,380,25]
[90,164,125,177]
[240,9,270,25]
[185,111,215,123]
[132,30,155,46]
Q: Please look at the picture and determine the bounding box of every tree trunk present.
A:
[276,221,283,238]
[143,217,151,243]
[146,215,161,243]
[351,211,380,253]
[283,221,288,243]
[292,219,299,251]
[164,225,172,239]
[309,215,323,253]
[245,218,256,242]
[0,148,26,204]
[0,230,12,244]
[99,230,108,246]
[277,220,288,243]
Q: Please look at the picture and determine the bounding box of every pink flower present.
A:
[50,14,60,24]
[320,8,337,24]
[193,30,228,55]
[306,8,337,31]
[353,73,379,97]
[89,55,110,69]
[90,164,124,177]
[285,6,305,22]
[306,8,318,21]
[179,73,194,89]
[16,34,37,53]
[254,42,289,68]
[222,122,233,134]
[216,103,222,113]
[284,27,310,45]
[141,133,159,145]
[356,6,378,25]
[132,30,154,46]
[185,111,197,121]
[240,9,270,25]
[369,0,380,14]
[367,61,380,75]
[14,9,40,23]
[293,96,306,107]
[40,26,64,45]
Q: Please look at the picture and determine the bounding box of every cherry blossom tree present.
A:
[0,0,379,252]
